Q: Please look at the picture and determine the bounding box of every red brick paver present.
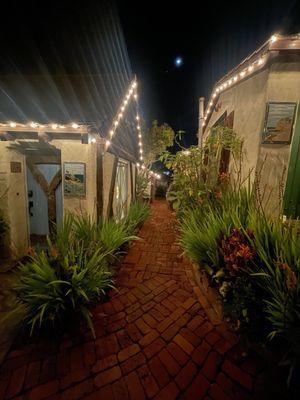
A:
[0,200,272,399]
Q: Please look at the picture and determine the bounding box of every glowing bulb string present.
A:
[106,78,160,179]
[202,34,280,130]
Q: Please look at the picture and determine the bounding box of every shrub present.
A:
[16,245,114,337]
[14,201,148,338]
[250,213,300,383]
[179,185,253,275]
[55,212,137,257]
[161,126,243,211]
[221,276,262,334]
[124,201,150,234]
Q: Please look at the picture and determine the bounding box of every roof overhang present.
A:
[202,34,300,131]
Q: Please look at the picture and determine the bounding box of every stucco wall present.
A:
[54,140,98,221]
[258,55,300,213]
[0,142,29,258]
[0,138,137,256]
[203,54,300,214]
[204,68,269,182]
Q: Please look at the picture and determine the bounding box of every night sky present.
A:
[117,0,300,145]
[0,0,300,147]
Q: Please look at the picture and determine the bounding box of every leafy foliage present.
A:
[14,201,148,337]
[136,170,151,201]
[124,201,150,234]
[16,246,114,337]
[160,126,243,211]
[144,120,175,164]
[176,135,300,384]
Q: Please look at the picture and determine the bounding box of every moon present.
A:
[175,57,183,67]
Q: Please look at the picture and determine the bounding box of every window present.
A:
[262,102,297,144]
[113,161,128,221]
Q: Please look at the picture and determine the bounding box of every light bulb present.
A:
[106,140,111,147]
[51,124,58,129]
[72,123,79,129]
[270,34,278,43]
[258,58,263,65]
[10,122,16,128]
[137,163,140,167]
[30,122,38,128]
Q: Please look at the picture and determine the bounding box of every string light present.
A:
[106,79,138,146]
[200,35,285,130]
[270,34,278,43]
[0,122,87,131]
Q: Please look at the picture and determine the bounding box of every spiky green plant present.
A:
[179,184,253,274]
[124,201,150,234]
[16,245,114,337]
[97,218,137,254]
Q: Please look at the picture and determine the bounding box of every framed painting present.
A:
[63,162,86,198]
[262,102,297,144]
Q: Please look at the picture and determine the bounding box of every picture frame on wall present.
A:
[262,102,297,144]
[63,162,86,198]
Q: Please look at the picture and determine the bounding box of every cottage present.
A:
[200,34,300,217]
[0,76,143,258]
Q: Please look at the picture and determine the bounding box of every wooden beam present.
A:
[96,144,104,220]
[107,156,119,218]
[0,125,89,134]
[129,162,134,201]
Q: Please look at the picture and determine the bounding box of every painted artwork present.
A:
[263,102,296,144]
[64,163,86,197]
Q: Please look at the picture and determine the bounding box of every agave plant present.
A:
[97,218,137,254]
[123,201,150,234]
[16,245,115,337]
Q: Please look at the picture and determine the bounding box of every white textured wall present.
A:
[54,140,97,222]
[0,142,29,258]
[203,54,300,214]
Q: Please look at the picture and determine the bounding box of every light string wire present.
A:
[202,34,282,130]
[107,78,160,179]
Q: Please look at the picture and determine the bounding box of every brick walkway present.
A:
[0,200,277,399]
